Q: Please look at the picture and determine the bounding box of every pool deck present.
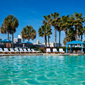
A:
[0,53,83,56]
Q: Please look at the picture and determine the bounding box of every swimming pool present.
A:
[0,55,85,85]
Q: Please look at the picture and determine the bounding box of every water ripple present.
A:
[0,55,85,85]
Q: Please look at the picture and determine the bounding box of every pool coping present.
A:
[0,53,83,56]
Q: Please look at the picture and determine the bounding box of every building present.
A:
[18,35,22,39]
[14,38,22,43]
[33,40,45,47]
[33,40,62,47]
[43,42,62,47]
[14,35,23,44]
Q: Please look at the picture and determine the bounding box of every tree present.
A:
[73,12,84,40]
[57,17,63,47]
[51,12,60,47]
[1,15,19,41]
[79,26,85,41]
[83,26,85,37]
[63,27,75,45]
[43,15,52,25]
[43,15,52,47]
[47,28,52,47]
[0,26,6,34]
[68,28,76,41]
[38,24,52,47]
[21,25,36,41]
[79,26,83,41]
[62,15,72,45]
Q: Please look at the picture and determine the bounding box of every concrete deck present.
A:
[0,53,83,56]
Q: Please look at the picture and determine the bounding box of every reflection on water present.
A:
[0,55,85,85]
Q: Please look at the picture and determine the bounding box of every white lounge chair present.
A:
[15,48,20,54]
[19,48,24,54]
[31,49,36,53]
[59,48,65,54]
[46,48,51,53]
[53,48,58,53]
[36,50,40,53]
[23,48,28,53]
[0,48,3,54]
[3,48,9,54]
[10,48,15,54]
[28,48,32,53]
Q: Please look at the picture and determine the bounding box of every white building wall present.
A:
[14,35,23,43]
[43,42,62,47]
[14,38,18,43]
[18,35,22,39]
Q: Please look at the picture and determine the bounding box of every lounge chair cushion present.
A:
[19,48,24,52]
[28,48,32,52]
[10,48,15,52]
[24,49,28,52]
[4,48,9,52]
[53,48,58,52]
[31,49,36,52]
[46,48,51,52]
[15,48,19,52]
[59,48,65,52]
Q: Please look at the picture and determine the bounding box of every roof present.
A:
[21,40,32,44]
[0,39,13,43]
[67,40,84,45]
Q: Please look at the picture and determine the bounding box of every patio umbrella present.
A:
[0,39,13,48]
[21,40,32,47]
[21,40,32,44]
[0,39,13,43]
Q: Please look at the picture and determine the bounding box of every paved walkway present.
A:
[0,53,83,56]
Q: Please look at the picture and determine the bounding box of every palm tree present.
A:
[73,12,84,40]
[43,15,52,25]
[83,26,85,37]
[38,24,52,47]
[43,15,52,47]
[62,15,72,45]
[47,29,52,47]
[21,25,36,41]
[51,12,60,47]
[78,26,83,41]
[63,27,75,45]
[2,15,19,41]
[0,26,6,34]
[68,27,76,41]
[79,26,85,41]
[57,17,63,47]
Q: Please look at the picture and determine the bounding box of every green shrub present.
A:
[56,47,70,52]
[30,46,44,53]
[7,48,10,51]
[30,46,39,51]
[39,48,44,53]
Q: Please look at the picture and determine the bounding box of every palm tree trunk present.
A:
[45,34,47,47]
[48,36,50,47]
[76,28,78,40]
[12,33,14,48]
[59,30,61,47]
[7,32,9,39]
[7,32,9,47]
[81,34,82,42]
[76,26,78,40]
[55,28,57,47]
[65,31,67,46]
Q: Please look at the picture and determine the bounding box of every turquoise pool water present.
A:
[0,55,85,85]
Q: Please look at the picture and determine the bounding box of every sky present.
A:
[0,0,85,46]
